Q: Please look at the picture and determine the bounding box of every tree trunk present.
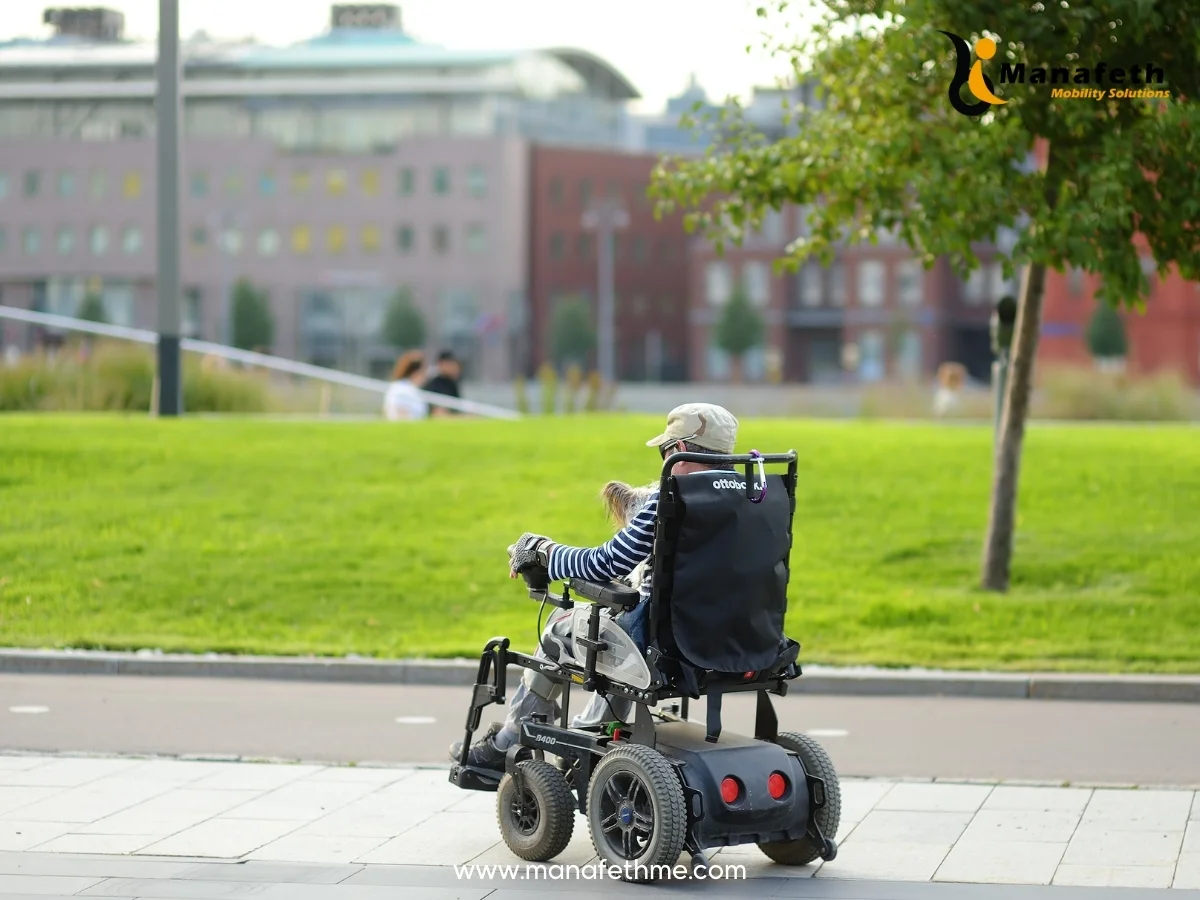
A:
[730,355,744,385]
[980,146,1064,592]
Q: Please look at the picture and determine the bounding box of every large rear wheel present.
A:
[758,731,841,866]
[586,743,687,882]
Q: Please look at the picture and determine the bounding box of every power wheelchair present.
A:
[449,449,840,882]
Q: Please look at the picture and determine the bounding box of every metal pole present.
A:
[596,212,615,385]
[155,0,183,415]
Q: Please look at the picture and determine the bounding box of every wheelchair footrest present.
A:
[449,763,502,793]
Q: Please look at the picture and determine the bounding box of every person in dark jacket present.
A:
[424,350,462,417]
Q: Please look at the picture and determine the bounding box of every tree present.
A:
[713,282,764,383]
[1086,301,1128,361]
[549,296,596,369]
[229,280,274,352]
[382,288,426,351]
[76,294,107,324]
[651,0,1199,592]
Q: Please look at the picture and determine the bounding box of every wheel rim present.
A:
[509,785,541,836]
[596,770,654,860]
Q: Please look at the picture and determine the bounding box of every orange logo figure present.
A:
[969,38,1008,106]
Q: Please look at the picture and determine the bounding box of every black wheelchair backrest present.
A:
[648,451,797,678]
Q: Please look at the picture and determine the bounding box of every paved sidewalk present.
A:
[1,754,1198,892]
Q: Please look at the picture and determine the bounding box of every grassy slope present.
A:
[1,415,1198,672]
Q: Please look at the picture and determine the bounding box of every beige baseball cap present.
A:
[645,403,738,454]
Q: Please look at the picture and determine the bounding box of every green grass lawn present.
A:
[1,414,1198,672]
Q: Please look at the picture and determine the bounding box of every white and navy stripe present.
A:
[547,492,659,595]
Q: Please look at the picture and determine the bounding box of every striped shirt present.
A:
[547,492,659,598]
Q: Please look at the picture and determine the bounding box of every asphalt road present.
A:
[2,673,1199,785]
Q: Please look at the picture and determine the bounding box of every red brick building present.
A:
[526,146,690,380]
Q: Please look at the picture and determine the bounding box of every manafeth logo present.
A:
[940,31,1007,116]
[941,30,1170,116]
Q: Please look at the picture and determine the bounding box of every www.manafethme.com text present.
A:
[454,862,747,881]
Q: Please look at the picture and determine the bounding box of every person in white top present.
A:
[383,350,429,421]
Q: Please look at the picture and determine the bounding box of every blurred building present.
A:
[0,3,649,380]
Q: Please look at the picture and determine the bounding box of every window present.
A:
[0,173,8,199]
[326,225,346,253]
[657,237,674,262]
[633,236,649,265]
[190,172,209,198]
[89,172,108,200]
[190,226,208,250]
[549,178,564,207]
[467,166,487,198]
[292,171,311,195]
[432,167,450,195]
[291,225,311,254]
[123,172,142,199]
[56,227,74,255]
[258,229,281,256]
[433,225,450,254]
[858,330,885,382]
[875,225,897,245]
[258,172,276,197]
[580,179,592,208]
[220,229,242,255]
[799,264,822,307]
[57,172,75,198]
[90,226,109,256]
[990,264,1017,301]
[897,259,923,306]
[856,260,885,307]
[1067,266,1084,295]
[743,261,770,307]
[897,329,923,381]
[830,262,846,306]
[465,223,486,254]
[23,171,40,197]
[361,225,381,253]
[326,169,347,196]
[121,226,142,255]
[576,233,594,260]
[182,289,202,338]
[398,167,415,196]
[759,208,785,244]
[549,232,565,259]
[0,228,5,252]
[396,225,414,253]
[964,265,988,305]
[705,261,732,306]
[361,169,380,198]
[22,227,40,254]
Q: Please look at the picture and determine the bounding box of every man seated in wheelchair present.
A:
[452,401,752,768]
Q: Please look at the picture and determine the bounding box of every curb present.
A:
[3,648,1199,703]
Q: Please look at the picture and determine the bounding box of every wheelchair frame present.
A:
[448,449,838,868]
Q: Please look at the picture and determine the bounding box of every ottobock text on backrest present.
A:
[651,471,794,676]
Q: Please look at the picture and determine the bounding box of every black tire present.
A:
[758,731,841,866]
[587,743,687,882]
[496,759,576,862]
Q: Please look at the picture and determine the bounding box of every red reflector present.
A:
[768,772,787,799]
[743,671,755,679]
[720,777,740,804]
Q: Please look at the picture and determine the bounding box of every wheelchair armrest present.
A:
[568,577,641,611]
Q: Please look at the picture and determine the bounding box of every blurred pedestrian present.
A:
[383,349,429,421]
[933,362,967,417]
[423,349,462,418]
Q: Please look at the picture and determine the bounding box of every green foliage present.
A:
[563,364,584,414]
[549,297,596,368]
[381,288,426,351]
[584,370,603,412]
[0,342,268,412]
[76,294,108,324]
[650,0,1200,306]
[230,280,274,351]
[2,416,1199,671]
[1039,367,1193,420]
[513,375,530,414]
[1086,301,1129,359]
[714,283,765,363]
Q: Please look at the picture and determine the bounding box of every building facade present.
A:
[0,3,642,380]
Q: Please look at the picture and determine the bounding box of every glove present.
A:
[508,532,555,579]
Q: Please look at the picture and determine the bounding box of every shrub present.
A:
[230,280,274,351]
[563,364,583,414]
[537,363,558,416]
[1036,367,1196,421]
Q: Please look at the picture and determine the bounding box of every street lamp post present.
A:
[581,198,628,386]
[155,0,183,415]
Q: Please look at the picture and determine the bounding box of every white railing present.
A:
[0,305,521,420]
